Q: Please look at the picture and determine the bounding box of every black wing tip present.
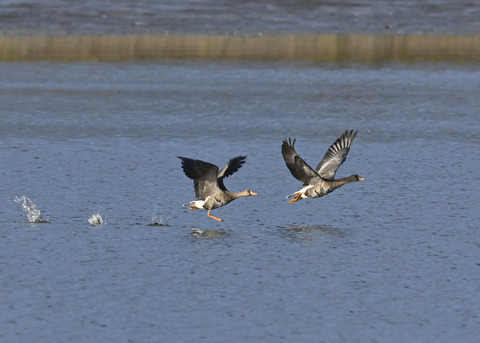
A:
[229,155,247,167]
[178,156,186,165]
[282,138,297,158]
[335,129,358,147]
[221,155,248,179]
[352,130,358,141]
[343,129,359,138]
[178,156,193,162]
[178,156,198,175]
[282,137,296,147]
[178,156,192,168]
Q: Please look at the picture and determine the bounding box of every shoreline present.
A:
[1,33,479,63]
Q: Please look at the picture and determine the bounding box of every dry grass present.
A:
[1,34,479,63]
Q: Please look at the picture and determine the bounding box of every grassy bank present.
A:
[1,34,479,63]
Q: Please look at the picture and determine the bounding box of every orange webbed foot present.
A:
[189,206,199,210]
[289,193,302,204]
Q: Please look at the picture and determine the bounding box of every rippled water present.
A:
[1,61,480,342]
[2,0,480,35]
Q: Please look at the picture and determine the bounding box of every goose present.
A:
[281,130,364,203]
[178,156,257,222]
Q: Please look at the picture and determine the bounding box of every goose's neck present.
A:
[231,190,250,198]
[330,175,360,187]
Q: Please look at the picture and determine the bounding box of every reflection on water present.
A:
[190,228,228,237]
[278,224,347,243]
[288,224,346,235]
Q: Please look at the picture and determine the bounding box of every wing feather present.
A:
[315,130,358,179]
[281,138,322,186]
[217,156,246,179]
[178,157,220,199]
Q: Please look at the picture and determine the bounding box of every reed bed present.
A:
[1,34,479,63]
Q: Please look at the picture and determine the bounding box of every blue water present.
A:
[1,61,480,342]
[2,0,479,35]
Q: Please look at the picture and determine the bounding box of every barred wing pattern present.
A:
[315,130,358,179]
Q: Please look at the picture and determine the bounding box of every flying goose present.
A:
[178,156,257,222]
[281,130,364,203]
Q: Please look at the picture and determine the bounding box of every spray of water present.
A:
[150,202,169,226]
[88,213,103,226]
[14,195,50,223]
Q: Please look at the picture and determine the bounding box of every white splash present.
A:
[88,213,103,226]
[150,202,169,226]
[151,202,160,224]
[14,195,49,223]
[151,214,168,226]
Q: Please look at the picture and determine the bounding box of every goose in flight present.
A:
[178,156,257,221]
[281,130,364,203]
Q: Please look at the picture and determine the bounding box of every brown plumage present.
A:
[178,156,257,222]
[281,130,364,203]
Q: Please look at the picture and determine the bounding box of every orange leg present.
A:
[207,211,224,222]
[189,206,199,210]
[289,192,302,204]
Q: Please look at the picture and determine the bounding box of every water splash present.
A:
[150,214,169,226]
[88,213,103,226]
[149,202,170,226]
[14,195,50,223]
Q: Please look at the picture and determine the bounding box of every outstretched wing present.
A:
[217,156,246,191]
[178,157,220,199]
[316,130,358,179]
[218,156,246,179]
[281,138,322,186]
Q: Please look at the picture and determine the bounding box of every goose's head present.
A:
[238,190,258,197]
[352,175,365,181]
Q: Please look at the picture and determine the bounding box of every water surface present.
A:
[2,0,480,35]
[1,61,479,342]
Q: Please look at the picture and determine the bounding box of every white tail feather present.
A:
[183,200,206,208]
